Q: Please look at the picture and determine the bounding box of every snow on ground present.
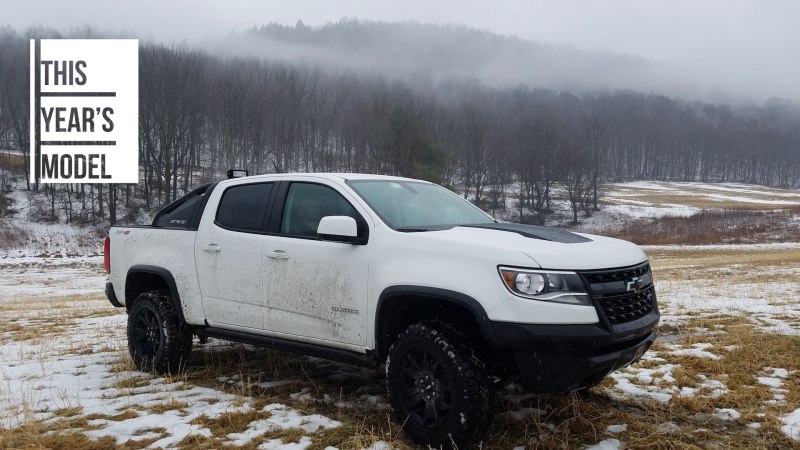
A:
[0,254,106,298]
[584,438,622,450]
[569,181,800,233]
[225,404,340,446]
[656,277,800,336]
[783,408,800,441]
[0,250,347,448]
[758,367,791,405]
[2,189,105,256]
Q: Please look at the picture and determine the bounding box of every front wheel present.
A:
[386,322,492,448]
[127,291,192,374]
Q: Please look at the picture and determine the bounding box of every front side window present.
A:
[281,183,358,237]
[348,180,493,230]
[215,183,273,232]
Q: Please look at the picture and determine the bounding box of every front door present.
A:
[262,181,370,346]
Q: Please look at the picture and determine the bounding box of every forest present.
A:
[1,22,799,227]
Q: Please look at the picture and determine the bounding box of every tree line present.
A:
[1,27,799,227]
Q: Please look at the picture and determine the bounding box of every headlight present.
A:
[499,267,591,306]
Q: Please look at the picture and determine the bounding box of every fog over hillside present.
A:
[203,19,774,104]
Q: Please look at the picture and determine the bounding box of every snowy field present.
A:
[1,182,800,449]
[608,181,800,213]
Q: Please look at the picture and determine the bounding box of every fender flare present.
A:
[374,285,490,356]
[126,265,187,324]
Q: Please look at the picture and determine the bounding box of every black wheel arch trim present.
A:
[375,285,491,358]
[126,265,187,324]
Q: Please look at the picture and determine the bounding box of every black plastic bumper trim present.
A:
[482,308,659,392]
[105,282,123,308]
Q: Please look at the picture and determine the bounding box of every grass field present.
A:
[1,182,799,449]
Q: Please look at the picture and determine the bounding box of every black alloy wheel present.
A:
[131,305,163,362]
[386,322,492,449]
[127,291,192,374]
[398,347,453,429]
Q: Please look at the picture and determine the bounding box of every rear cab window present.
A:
[152,183,215,229]
[215,183,274,233]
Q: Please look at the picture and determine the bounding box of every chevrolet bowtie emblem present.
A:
[626,277,643,292]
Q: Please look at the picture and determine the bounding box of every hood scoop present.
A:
[461,223,592,244]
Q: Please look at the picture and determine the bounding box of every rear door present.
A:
[195,181,277,330]
[261,178,372,346]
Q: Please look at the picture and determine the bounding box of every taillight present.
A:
[103,237,110,273]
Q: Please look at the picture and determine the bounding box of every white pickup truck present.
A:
[105,173,659,448]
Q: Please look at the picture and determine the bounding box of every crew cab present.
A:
[104,173,659,448]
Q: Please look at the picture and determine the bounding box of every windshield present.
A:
[348,180,494,230]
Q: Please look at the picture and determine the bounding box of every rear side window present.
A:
[152,183,214,229]
[280,183,358,237]
[215,183,273,232]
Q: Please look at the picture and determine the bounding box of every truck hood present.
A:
[412,223,648,270]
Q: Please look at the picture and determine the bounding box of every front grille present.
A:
[595,286,655,325]
[582,263,650,285]
[580,263,655,325]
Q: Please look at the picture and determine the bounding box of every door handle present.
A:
[266,250,290,260]
[202,244,221,253]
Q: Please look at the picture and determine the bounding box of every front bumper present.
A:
[482,309,659,392]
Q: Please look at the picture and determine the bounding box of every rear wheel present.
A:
[386,322,492,448]
[127,291,192,374]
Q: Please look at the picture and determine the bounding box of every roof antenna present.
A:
[270,157,282,174]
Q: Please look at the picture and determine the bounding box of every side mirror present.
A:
[317,216,358,243]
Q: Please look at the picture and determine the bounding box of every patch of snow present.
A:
[667,343,721,360]
[781,408,800,441]
[606,424,627,434]
[703,193,799,205]
[606,364,678,403]
[615,181,677,191]
[0,255,106,299]
[259,436,313,450]
[226,404,340,447]
[714,408,741,421]
[606,360,730,403]
[758,367,790,404]
[364,441,393,450]
[697,376,729,398]
[290,387,315,402]
[584,438,622,450]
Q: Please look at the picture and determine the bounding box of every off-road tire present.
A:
[127,291,192,374]
[386,321,493,449]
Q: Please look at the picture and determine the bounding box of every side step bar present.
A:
[195,327,379,368]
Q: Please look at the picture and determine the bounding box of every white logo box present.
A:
[30,39,138,184]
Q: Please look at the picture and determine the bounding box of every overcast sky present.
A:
[3,0,798,100]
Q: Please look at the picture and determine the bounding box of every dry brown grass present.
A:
[0,220,28,249]
[2,246,800,449]
[606,184,800,211]
[647,247,800,287]
[600,208,800,245]
[0,416,148,450]
[4,318,799,449]
[0,151,27,173]
[484,317,800,449]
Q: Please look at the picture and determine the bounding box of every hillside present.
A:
[213,19,666,96]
